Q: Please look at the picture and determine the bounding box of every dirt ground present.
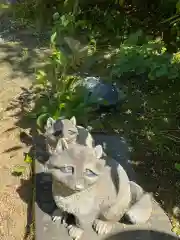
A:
[0,19,49,238]
[0,62,31,240]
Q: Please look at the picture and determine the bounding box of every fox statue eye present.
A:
[68,129,77,135]
[84,169,98,177]
[60,166,74,174]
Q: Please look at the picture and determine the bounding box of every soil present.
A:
[0,16,49,239]
[0,62,31,240]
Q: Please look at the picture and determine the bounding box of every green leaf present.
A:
[36,70,46,77]
[175,163,180,171]
[35,70,47,85]
[60,14,71,27]
[0,3,10,9]
[12,165,26,176]
[36,113,50,129]
[176,0,180,12]
[59,103,66,110]
[24,154,33,164]
[51,31,57,45]
[53,110,60,120]
[41,106,48,113]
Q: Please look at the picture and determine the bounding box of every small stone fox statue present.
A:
[47,140,152,240]
[44,116,94,154]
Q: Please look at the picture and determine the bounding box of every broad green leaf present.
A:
[0,3,10,9]
[12,165,26,176]
[59,103,66,110]
[41,106,48,113]
[52,49,67,66]
[53,12,60,21]
[36,70,46,78]
[175,163,180,171]
[53,110,60,120]
[60,15,70,27]
[36,113,50,129]
[35,70,47,85]
[66,95,70,100]
[24,154,33,164]
[51,31,57,45]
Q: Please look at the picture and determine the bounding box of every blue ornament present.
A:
[81,77,125,107]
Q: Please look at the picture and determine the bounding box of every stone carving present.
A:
[47,139,152,240]
[44,116,94,154]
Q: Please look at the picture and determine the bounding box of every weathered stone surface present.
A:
[35,134,177,240]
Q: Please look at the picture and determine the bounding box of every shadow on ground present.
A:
[0,16,51,79]
[16,177,34,239]
[0,42,51,79]
[105,230,178,240]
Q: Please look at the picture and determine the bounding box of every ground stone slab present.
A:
[35,134,178,240]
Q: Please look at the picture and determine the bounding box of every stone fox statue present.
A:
[44,116,94,154]
[47,140,152,240]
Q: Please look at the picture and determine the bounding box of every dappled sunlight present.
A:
[0,17,50,79]
[0,42,51,79]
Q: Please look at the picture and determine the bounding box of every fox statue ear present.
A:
[55,138,68,153]
[94,145,103,159]
[70,116,76,126]
[94,145,105,173]
[46,117,55,128]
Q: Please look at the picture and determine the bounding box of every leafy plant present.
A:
[112,37,180,81]
[109,33,180,160]
[30,24,98,129]
[175,163,180,171]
